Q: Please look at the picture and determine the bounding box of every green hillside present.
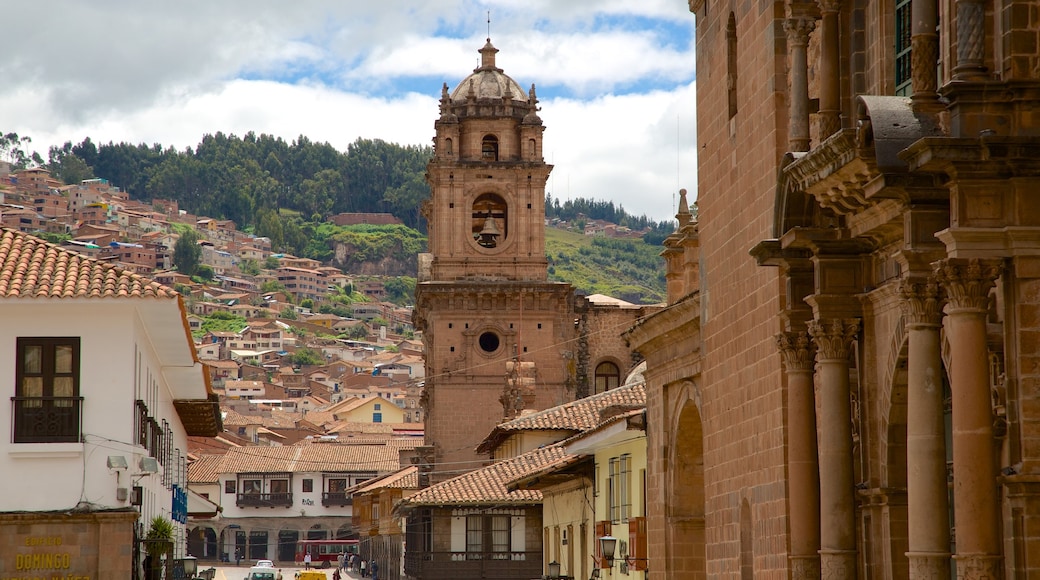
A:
[546,227,666,305]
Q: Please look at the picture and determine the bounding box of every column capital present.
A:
[932,258,1003,314]
[899,277,943,327]
[784,17,816,45]
[777,331,815,372]
[808,318,859,360]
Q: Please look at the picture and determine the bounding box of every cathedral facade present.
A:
[629,0,1040,578]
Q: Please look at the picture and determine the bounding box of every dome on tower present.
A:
[449,39,527,103]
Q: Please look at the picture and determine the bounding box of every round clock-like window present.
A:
[478,331,501,353]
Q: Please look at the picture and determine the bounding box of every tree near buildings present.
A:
[173,229,202,276]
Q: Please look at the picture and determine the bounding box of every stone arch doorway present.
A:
[669,399,706,579]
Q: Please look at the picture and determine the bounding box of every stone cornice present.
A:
[936,227,1040,259]
[625,293,700,353]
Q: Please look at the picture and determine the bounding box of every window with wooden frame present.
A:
[14,337,82,443]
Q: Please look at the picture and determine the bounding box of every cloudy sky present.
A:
[0,1,696,223]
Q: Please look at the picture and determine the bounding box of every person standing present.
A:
[360,558,366,577]
[370,560,379,580]
[303,551,312,570]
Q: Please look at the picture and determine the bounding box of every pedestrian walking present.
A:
[360,558,366,577]
[370,560,379,580]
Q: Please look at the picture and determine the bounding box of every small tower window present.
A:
[445,138,454,155]
[482,135,499,161]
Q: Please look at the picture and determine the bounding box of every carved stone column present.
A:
[933,259,1004,579]
[899,278,951,579]
[952,0,987,79]
[816,0,841,138]
[910,0,940,109]
[785,17,816,152]
[808,318,859,580]
[777,331,821,580]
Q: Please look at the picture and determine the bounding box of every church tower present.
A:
[415,39,577,481]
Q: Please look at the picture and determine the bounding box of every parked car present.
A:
[254,560,275,568]
[245,566,277,580]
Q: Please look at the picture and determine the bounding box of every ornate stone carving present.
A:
[784,17,816,46]
[932,259,1003,313]
[900,277,943,327]
[807,318,860,361]
[911,34,939,95]
[954,0,986,76]
[952,554,1002,580]
[777,331,814,372]
[790,555,822,580]
[820,550,857,580]
[816,0,840,13]
[906,552,951,579]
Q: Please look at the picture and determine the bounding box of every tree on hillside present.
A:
[173,229,202,276]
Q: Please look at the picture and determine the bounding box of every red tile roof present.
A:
[214,441,401,474]
[399,444,569,507]
[476,382,646,453]
[0,228,174,298]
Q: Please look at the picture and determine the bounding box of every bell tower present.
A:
[424,39,552,281]
[415,39,576,481]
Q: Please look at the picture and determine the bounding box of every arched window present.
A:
[727,13,738,119]
[472,193,508,248]
[595,361,620,394]
[482,134,499,161]
[444,138,454,155]
[527,138,536,158]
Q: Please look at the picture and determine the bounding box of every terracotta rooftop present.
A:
[476,381,646,453]
[350,466,420,494]
[188,454,225,484]
[0,228,174,298]
[215,441,401,475]
[399,444,569,508]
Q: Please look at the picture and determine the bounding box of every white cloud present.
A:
[0,1,696,223]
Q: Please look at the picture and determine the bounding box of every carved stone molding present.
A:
[777,331,815,372]
[819,550,857,580]
[906,552,951,579]
[899,277,943,327]
[953,0,987,77]
[808,318,860,360]
[952,554,1002,580]
[932,259,1003,313]
[816,0,840,13]
[790,555,822,580]
[910,34,939,95]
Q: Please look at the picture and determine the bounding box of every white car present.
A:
[254,560,275,568]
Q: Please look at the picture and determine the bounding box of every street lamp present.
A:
[599,536,617,568]
[181,555,197,579]
[547,560,561,579]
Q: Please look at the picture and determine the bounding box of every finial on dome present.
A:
[676,188,692,226]
[479,39,499,71]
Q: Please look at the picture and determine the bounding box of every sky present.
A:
[0,1,697,224]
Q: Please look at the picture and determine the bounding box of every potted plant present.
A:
[144,516,174,580]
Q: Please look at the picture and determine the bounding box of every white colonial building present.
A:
[0,228,222,579]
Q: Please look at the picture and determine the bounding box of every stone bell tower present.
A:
[415,39,577,481]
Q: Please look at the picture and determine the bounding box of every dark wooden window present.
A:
[895,0,912,95]
[303,479,313,493]
[595,361,620,394]
[13,337,82,443]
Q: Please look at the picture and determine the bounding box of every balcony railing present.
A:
[404,550,539,579]
[322,492,352,507]
[236,492,293,508]
[11,396,83,443]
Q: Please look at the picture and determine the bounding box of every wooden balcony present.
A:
[12,396,83,443]
[404,550,540,580]
[322,492,352,507]
[236,492,293,508]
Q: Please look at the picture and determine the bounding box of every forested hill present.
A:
[44,132,431,231]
